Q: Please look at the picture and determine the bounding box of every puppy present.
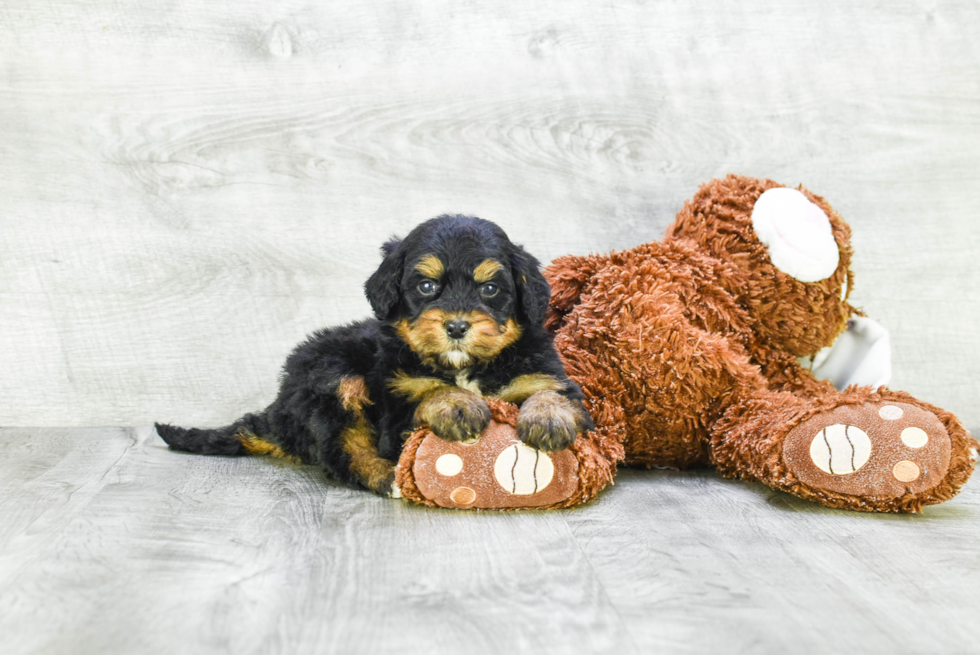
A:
[156,215,592,495]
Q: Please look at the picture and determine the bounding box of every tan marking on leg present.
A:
[341,417,394,493]
[338,375,372,414]
[493,374,564,404]
[388,370,452,403]
[473,258,503,283]
[236,429,302,464]
[414,254,445,279]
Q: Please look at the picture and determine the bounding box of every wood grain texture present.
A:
[0,428,630,655]
[1,0,979,431]
[1,427,978,654]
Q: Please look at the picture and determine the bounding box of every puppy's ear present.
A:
[509,244,551,327]
[364,238,404,320]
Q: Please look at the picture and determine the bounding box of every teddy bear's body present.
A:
[398,175,975,512]
[543,175,975,512]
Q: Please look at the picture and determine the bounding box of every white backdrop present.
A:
[1,1,978,431]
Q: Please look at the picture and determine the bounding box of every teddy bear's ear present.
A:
[364,237,404,320]
[750,187,840,283]
[508,243,551,327]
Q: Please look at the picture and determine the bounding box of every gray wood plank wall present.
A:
[2,1,978,429]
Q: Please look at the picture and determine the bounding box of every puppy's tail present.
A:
[155,412,270,456]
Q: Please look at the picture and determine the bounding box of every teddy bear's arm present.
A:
[752,347,838,398]
[543,253,605,331]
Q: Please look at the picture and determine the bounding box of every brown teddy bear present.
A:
[396,174,975,512]
[544,174,975,513]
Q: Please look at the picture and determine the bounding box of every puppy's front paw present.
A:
[517,391,585,452]
[415,388,491,443]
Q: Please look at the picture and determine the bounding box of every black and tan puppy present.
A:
[156,215,592,495]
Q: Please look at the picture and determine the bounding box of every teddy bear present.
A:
[396,174,975,513]
[543,174,976,513]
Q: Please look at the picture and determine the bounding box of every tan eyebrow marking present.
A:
[473,259,503,283]
[414,254,445,279]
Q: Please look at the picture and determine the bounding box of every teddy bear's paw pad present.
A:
[412,419,578,509]
[751,187,840,282]
[783,402,951,498]
[494,442,555,495]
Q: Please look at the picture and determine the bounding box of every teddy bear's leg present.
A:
[710,386,975,512]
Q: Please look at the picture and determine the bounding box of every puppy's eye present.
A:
[417,280,439,296]
[480,283,499,298]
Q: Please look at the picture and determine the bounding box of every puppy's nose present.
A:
[444,318,471,340]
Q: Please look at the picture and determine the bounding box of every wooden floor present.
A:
[1,427,977,655]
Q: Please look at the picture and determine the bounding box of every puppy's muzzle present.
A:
[444,318,471,340]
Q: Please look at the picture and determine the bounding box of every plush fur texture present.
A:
[545,174,976,513]
[157,215,591,495]
[397,398,621,509]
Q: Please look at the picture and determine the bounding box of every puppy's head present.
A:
[365,215,550,370]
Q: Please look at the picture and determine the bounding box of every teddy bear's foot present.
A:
[783,400,952,501]
[396,400,582,509]
[411,420,579,509]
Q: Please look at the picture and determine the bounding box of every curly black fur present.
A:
[156,215,591,495]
